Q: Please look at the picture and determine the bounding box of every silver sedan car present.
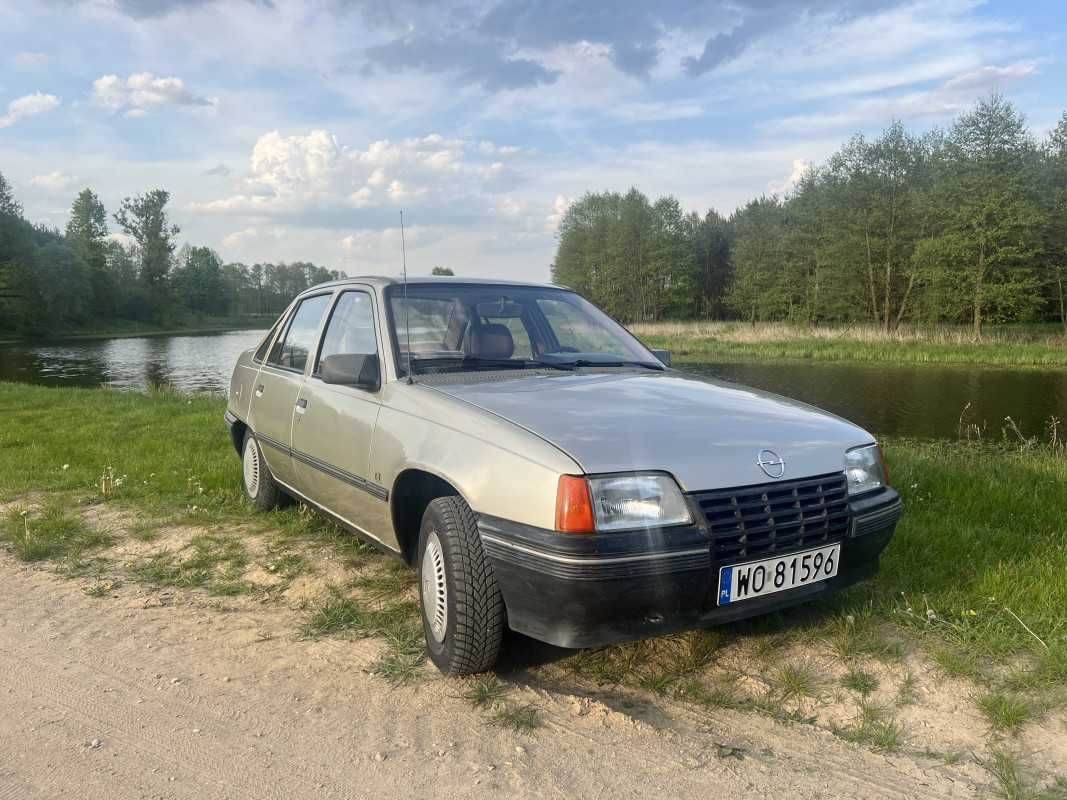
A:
[226,277,902,674]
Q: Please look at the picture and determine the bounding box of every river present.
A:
[2,330,1063,440]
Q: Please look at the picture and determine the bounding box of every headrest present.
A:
[470,323,515,360]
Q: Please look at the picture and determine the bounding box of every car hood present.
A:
[424,369,874,491]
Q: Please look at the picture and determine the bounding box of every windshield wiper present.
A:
[409,355,576,373]
[549,358,664,371]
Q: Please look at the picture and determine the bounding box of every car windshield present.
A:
[385,283,662,377]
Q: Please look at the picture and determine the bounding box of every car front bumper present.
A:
[478,487,901,649]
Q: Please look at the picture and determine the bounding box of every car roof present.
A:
[298,275,570,295]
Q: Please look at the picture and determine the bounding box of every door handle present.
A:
[254,384,264,397]
[295,398,308,414]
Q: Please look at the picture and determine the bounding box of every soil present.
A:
[0,501,1061,799]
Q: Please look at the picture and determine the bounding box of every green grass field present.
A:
[2,380,1064,786]
[632,321,1067,367]
[1,381,1062,667]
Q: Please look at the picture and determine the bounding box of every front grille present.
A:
[692,473,851,562]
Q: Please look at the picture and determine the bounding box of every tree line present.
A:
[552,94,1067,336]
[0,179,344,335]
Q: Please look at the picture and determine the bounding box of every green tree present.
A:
[431,266,454,276]
[915,94,1043,336]
[114,189,180,296]
[1041,112,1067,334]
[171,246,227,314]
[65,188,112,317]
[686,210,733,318]
[0,171,27,317]
[727,197,787,322]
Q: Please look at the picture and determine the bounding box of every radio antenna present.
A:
[400,210,413,384]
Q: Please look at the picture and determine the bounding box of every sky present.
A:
[1,0,1064,281]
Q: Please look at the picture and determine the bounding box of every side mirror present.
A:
[320,353,381,391]
[650,348,671,367]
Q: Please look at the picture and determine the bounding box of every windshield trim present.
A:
[381,282,660,380]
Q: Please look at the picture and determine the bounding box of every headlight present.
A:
[587,473,693,531]
[845,444,886,495]
[554,473,693,533]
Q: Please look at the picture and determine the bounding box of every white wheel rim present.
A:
[243,438,260,499]
[421,531,448,643]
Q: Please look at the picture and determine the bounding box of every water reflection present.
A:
[1,330,1064,439]
[683,361,1067,440]
[0,330,266,393]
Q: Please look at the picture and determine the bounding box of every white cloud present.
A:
[29,171,79,192]
[193,129,525,219]
[767,159,811,196]
[766,60,1040,135]
[90,72,216,116]
[221,226,285,251]
[0,91,60,128]
[545,194,572,233]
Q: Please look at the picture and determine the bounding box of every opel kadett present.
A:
[225,277,902,674]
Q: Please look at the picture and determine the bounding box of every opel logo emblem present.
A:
[757,449,786,479]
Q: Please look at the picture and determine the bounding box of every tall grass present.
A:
[632,321,1067,367]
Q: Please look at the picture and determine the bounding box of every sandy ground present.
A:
[0,550,1011,800]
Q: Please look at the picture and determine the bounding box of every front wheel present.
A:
[242,431,284,511]
[417,496,506,675]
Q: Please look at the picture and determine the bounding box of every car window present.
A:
[316,291,377,373]
[537,296,625,354]
[267,294,330,372]
[253,314,286,363]
[391,296,469,355]
[478,314,534,359]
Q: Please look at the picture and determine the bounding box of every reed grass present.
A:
[632,321,1067,367]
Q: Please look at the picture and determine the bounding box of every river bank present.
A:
[633,321,1067,368]
[0,314,275,346]
[2,382,1065,796]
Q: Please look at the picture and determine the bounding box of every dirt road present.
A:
[0,552,1000,800]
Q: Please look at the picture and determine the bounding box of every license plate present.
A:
[717,544,840,606]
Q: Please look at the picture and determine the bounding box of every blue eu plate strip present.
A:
[718,566,733,605]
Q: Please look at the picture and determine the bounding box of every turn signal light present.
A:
[555,475,595,533]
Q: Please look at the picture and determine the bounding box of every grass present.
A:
[490,703,542,733]
[632,320,1067,368]
[0,313,276,345]
[977,692,1034,734]
[980,750,1067,800]
[769,660,824,702]
[131,534,251,595]
[300,587,419,639]
[353,560,415,597]
[462,675,509,708]
[1,381,1066,761]
[835,701,906,752]
[841,668,879,696]
[1,502,112,562]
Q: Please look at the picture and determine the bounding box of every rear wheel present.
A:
[417,496,506,675]
[242,431,283,511]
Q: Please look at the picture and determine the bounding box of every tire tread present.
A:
[424,496,505,674]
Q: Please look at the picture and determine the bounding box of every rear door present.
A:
[290,289,389,541]
[248,292,332,488]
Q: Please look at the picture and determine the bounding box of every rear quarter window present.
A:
[253,315,286,363]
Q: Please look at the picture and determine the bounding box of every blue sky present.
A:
[1,0,1064,280]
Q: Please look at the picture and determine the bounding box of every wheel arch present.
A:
[229,416,249,455]
[390,468,467,565]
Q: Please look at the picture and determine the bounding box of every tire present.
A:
[241,430,284,511]
[417,496,506,675]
